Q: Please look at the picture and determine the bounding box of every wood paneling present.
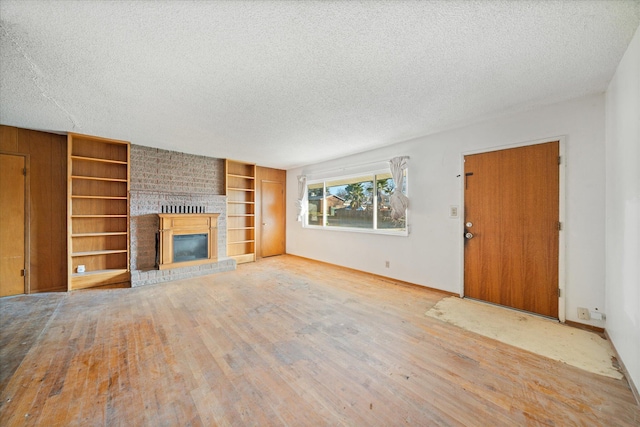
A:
[0,125,67,293]
[0,255,637,425]
[0,154,26,296]
[52,133,68,289]
[0,125,18,152]
[256,166,286,258]
[25,130,53,291]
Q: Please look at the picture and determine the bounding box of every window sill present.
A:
[303,224,408,237]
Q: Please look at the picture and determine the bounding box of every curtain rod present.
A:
[303,157,407,178]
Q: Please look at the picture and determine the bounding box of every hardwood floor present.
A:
[1,255,638,426]
[0,293,66,391]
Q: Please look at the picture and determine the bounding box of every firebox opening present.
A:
[173,234,208,263]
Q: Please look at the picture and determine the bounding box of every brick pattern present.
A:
[129,144,234,287]
[130,258,236,287]
[130,145,225,194]
[130,191,228,269]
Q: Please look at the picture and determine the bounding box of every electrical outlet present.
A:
[590,308,606,321]
[577,307,590,320]
[449,205,459,218]
[385,261,390,268]
[590,311,604,321]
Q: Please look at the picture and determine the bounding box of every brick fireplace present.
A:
[129,145,235,287]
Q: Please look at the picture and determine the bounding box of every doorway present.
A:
[260,180,285,257]
[1,153,27,297]
[463,141,560,318]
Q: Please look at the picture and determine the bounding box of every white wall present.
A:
[605,26,640,395]
[287,93,606,327]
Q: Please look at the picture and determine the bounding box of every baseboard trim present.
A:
[604,329,640,406]
[30,287,67,294]
[284,253,457,297]
[564,320,605,334]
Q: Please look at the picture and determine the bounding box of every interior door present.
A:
[260,180,285,257]
[1,154,26,297]
[464,141,559,318]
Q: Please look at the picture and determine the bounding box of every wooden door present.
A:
[0,125,67,293]
[1,154,26,297]
[260,180,285,257]
[464,141,559,318]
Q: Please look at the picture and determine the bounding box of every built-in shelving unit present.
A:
[226,160,256,264]
[68,133,130,290]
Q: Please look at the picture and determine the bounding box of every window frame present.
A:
[304,168,408,236]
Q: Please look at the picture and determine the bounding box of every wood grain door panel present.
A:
[1,154,26,297]
[464,142,559,318]
[261,180,285,257]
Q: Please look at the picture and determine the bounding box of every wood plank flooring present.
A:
[1,255,638,426]
[0,293,66,391]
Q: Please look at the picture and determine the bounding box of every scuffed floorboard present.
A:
[0,293,66,391]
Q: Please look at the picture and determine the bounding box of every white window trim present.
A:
[304,168,409,236]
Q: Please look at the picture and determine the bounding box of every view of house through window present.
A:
[307,182,324,226]
[306,170,407,234]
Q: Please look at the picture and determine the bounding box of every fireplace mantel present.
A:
[158,213,219,270]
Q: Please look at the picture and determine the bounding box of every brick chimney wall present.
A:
[129,145,234,286]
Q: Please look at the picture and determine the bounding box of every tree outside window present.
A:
[305,170,406,234]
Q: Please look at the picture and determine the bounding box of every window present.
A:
[305,169,407,235]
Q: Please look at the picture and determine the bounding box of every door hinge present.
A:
[20,269,26,277]
[558,156,562,165]
[23,167,27,176]
[558,288,562,297]
[557,221,562,231]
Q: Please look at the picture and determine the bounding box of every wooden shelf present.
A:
[70,155,127,165]
[226,160,256,264]
[227,173,255,180]
[71,175,128,183]
[71,249,128,257]
[229,253,255,264]
[71,195,128,200]
[68,133,131,290]
[71,214,127,218]
[227,187,255,192]
[70,268,130,290]
[72,268,128,277]
[72,232,128,237]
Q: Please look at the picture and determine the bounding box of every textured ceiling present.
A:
[1,1,639,169]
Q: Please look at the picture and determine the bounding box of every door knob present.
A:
[465,232,474,239]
